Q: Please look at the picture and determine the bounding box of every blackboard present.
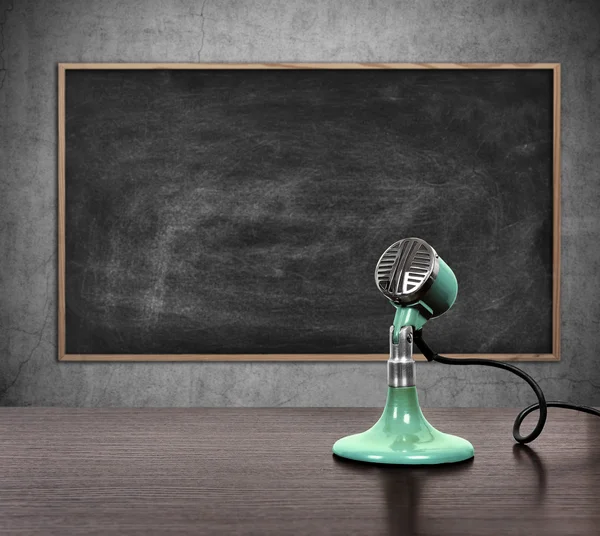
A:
[58,64,560,361]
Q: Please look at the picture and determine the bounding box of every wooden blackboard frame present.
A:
[57,63,561,362]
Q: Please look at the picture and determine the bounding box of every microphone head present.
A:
[375,237,439,305]
[375,237,458,320]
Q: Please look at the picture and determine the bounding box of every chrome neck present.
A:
[388,325,415,387]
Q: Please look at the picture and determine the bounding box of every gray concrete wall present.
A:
[1,0,599,408]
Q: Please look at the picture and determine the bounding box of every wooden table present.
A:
[0,407,598,535]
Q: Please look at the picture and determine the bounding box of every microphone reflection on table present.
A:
[333,445,547,534]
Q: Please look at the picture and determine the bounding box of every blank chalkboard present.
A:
[58,63,560,362]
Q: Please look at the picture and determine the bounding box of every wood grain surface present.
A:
[0,407,598,535]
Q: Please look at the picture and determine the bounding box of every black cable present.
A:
[413,329,600,444]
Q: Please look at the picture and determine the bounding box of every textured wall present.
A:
[1,0,599,408]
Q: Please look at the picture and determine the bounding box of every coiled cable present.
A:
[413,329,600,444]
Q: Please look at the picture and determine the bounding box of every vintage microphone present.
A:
[333,238,474,464]
[332,237,600,465]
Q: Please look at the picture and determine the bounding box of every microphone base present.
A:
[332,386,474,465]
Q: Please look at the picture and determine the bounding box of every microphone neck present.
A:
[392,305,429,344]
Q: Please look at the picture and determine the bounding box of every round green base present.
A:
[333,387,474,465]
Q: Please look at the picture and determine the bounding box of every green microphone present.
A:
[332,238,474,465]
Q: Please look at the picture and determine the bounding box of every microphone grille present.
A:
[375,238,437,303]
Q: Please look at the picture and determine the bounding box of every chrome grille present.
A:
[403,244,432,293]
[375,238,437,303]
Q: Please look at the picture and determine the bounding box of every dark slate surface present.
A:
[64,69,554,355]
